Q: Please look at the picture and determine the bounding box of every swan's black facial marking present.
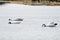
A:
[8,22,11,24]
[9,19,11,21]
[54,23,57,25]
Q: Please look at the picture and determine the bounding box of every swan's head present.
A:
[9,19,11,21]
[54,23,57,25]
[8,22,11,24]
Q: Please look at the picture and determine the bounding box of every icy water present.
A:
[0,3,60,40]
[0,16,60,40]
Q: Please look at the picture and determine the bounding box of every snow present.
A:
[0,3,60,40]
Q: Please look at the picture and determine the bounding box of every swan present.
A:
[9,18,23,21]
[8,22,21,24]
[42,22,57,27]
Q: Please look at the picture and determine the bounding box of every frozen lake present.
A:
[0,3,60,40]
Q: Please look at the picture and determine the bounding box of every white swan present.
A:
[9,18,23,21]
[42,22,57,27]
[8,22,21,24]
